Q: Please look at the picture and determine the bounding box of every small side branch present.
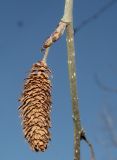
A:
[80,129,95,160]
[41,21,67,53]
[42,48,50,63]
[41,21,67,62]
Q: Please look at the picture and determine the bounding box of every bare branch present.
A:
[62,0,73,22]
[81,129,96,160]
[64,1,82,160]
[41,21,67,53]
[42,48,50,63]
[66,23,81,160]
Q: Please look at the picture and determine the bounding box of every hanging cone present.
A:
[18,61,52,152]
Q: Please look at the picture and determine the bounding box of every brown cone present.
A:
[19,61,52,152]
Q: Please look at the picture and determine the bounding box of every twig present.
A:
[40,1,96,160]
[42,47,50,63]
[81,129,95,160]
[41,21,67,53]
[62,0,73,22]
[63,1,82,160]
[66,23,81,160]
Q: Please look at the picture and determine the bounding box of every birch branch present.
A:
[66,23,81,160]
[40,1,95,159]
[63,0,82,160]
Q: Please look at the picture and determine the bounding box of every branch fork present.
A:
[40,0,95,160]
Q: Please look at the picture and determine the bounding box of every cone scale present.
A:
[19,61,52,152]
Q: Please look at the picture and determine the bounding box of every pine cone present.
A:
[19,61,52,152]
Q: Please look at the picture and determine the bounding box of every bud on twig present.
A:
[41,21,66,52]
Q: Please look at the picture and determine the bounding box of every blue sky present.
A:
[0,0,117,159]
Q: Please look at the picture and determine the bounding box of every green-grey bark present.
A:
[66,23,81,160]
[62,0,82,160]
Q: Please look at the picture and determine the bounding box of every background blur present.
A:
[0,0,117,159]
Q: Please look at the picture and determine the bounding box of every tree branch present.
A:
[66,23,81,160]
[62,0,73,22]
[40,1,95,160]
[81,129,95,160]
[63,1,82,160]
[42,48,50,63]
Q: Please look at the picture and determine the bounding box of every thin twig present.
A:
[81,129,95,160]
[89,143,95,160]
[66,23,81,160]
[41,21,67,52]
[63,1,82,160]
[40,1,96,160]
[62,0,73,22]
[42,47,50,63]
